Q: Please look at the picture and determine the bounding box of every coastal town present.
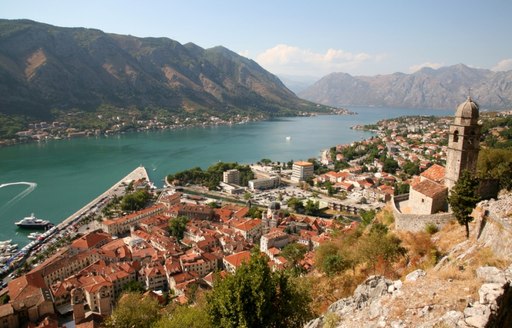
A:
[2,3,512,327]
[0,112,263,147]
[0,107,351,147]
[0,104,510,328]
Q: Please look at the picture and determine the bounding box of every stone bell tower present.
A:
[444,97,481,189]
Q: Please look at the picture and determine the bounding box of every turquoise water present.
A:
[0,107,453,244]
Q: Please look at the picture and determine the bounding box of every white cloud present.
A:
[238,50,250,58]
[492,58,512,72]
[254,44,383,77]
[409,62,443,73]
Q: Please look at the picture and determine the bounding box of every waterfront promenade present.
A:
[58,166,149,229]
[0,166,149,281]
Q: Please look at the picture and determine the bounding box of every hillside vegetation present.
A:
[0,19,326,120]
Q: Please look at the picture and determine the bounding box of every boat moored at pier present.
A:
[15,213,52,229]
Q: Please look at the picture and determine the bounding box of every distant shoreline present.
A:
[0,110,353,148]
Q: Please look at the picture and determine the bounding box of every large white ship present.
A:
[15,213,52,229]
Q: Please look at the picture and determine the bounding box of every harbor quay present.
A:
[0,166,150,280]
[58,166,150,228]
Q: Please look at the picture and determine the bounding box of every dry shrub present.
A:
[425,222,439,235]
[304,272,366,314]
[375,205,394,225]
[322,312,340,328]
[472,247,508,269]
[395,231,440,271]
[435,264,474,281]
[434,220,472,253]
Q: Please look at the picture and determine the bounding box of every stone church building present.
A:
[394,97,481,231]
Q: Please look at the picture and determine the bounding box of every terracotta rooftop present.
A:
[161,192,181,202]
[203,270,228,286]
[223,250,251,268]
[420,164,446,183]
[233,218,262,232]
[262,230,288,240]
[71,231,112,250]
[102,204,165,226]
[413,179,448,198]
[233,207,250,219]
[170,271,197,284]
[8,271,47,301]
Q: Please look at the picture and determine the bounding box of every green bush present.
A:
[425,223,439,235]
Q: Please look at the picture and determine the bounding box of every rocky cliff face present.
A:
[305,192,512,328]
[299,65,512,110]
[305,266,512,328]
[0,19,318,118]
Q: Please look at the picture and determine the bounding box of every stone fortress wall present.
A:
[474,192,512,258]
[392,194,454,232]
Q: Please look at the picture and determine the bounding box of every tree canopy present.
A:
[287,197,305,214]
[167,162,254,190]
[477,148,512,191]
[448,170,480,238]
[121,189,151,211]
[382,157,399,174]
[154,305,212,328]
[169,216,189,240]
[104,292,161,328]
[206,252,313,328]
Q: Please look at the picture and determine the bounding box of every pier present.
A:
[1,166,150,278]
[58,166,149,228]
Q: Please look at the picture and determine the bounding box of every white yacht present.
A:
[15,213,52,229]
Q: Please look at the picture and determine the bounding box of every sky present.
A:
[1,0,511,81]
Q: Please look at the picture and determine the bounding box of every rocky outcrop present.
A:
[304,192,512,328]
[475,192,512,258]
[304,276,401,328]
[304,266,512,328]
[460,265,512,328]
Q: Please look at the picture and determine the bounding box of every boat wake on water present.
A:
[0,182,37,212]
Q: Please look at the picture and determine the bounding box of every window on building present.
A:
[453,130,459,142]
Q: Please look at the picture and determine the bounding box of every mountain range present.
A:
[299,64,512,110]
[0,19,321,119]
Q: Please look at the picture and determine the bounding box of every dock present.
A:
[58,166,149,228]
[0,166,150,278]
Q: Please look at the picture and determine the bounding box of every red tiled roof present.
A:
[171,271,197,284]
[262,230,287,240]
[267,247,280,256]
[233,218,262,232]
[412,180,447,198]
[102,204,165,226]
[223,250,251,268]
[8,272,47,302]
[233,207,250,219]
[71,231,111,250]
[377,184,395,195]
[420,164,446,183]
[203,271,228,286]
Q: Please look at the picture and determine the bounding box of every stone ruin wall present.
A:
[392,194,454,232]
[475,193,512,258]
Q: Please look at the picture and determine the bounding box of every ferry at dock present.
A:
[15,213,52,229]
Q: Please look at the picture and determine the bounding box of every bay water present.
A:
[0,107,453,245]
